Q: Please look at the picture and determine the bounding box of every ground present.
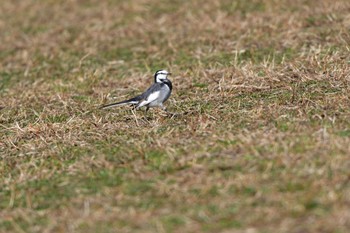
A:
[1,0,350,232]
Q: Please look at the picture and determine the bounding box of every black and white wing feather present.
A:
[100,83,163,109]
[99,95,142,109]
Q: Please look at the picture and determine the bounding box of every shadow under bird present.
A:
[100,70,172,112]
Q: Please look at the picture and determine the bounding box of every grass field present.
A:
[1,0,350,232]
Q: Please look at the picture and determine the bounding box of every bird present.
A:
[100,70,172,112]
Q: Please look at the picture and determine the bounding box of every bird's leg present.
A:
[160,104,167,112]
[161,104,176,117]
[143,106,152,121]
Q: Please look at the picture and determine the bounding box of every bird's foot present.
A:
[161,108,179,118]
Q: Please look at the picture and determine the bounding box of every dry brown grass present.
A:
[1,0,350,232]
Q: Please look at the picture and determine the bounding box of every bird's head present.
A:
[154,70,171,83]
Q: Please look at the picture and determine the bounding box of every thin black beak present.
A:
[167,73,172,75]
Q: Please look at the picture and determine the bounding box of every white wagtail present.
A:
[100,70,172,112]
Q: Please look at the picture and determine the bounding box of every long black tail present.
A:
[100,96,140,109]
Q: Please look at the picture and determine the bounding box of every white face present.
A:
[155,70,171,83]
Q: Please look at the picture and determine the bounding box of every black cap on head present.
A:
[154,69,170,82]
